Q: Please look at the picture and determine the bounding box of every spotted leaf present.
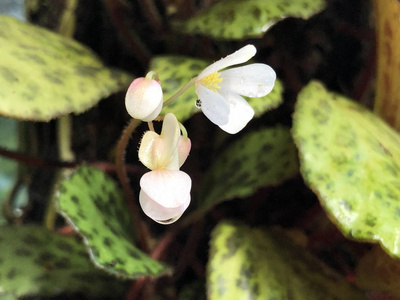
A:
[207,221,365,299]
[56,165,169,278]
[150,55,282,123]
[0,225,126,298]
[173,0,326,40]
[200,127,298,209]
[292,81,400,257]
[0,16,132,121]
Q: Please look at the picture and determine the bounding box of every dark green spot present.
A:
[15,248,32,256]
[7,268,17,279]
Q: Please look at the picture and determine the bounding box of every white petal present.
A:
[197,45,256,79]
[140,170,191,208]
[141,99,163,122]
[139,189,189,224]
[218,90,254,134]
[219,64,276,97]
[196,84,229,126]
[138,113,181,170]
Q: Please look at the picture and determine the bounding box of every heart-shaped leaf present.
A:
[0,225,126,298]
[56,165,169,278]
[150,55,283,122]
[292,81,400,257]
[173,0,326,40]
[0,16,132,121]
[208,221,365,299]
[200,127,298,209]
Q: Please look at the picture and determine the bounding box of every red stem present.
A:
[115,119,151,253]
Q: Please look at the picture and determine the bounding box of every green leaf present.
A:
[0,225,126,298]
[207,221,366,300]
[150,55,283,122]
[200,127,298,209]
[292,81,400,257]
[0,16,133,121]
[56,165,169,278]
[173,0,326,40]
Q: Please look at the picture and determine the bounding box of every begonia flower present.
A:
[138,113,192,224]
[195,44,276,134]
[125,73,163,121]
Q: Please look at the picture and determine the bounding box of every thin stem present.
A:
[147,121,155,132]
[178,122,188,138]
[115,119,151,253]
[163,77,196,107]
[57,115,75,162]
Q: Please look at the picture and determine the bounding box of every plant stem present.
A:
[115,119,150,253]
[163,77,196,107]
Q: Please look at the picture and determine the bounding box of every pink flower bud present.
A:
[125,77,163,121]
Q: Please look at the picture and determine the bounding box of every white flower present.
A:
[125,76,163,121]
[138,113,192,224]
[195,44,276,134]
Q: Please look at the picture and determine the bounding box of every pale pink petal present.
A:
[218,90,255,134]
[219,64,276,97]
[196,84,229,126]
[197,45,256,79]
[125,78,163,121]
[139,189,189,224]
[140,170,191,208]
[138,131,159,170]
[138,113,181,170]
[177,136,191,168]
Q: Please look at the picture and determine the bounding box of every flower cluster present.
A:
[138,113,191,224]
[124,44,276,224]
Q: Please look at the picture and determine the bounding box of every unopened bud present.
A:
[125,76,163,121]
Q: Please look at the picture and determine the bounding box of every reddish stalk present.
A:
[115,119,150,253]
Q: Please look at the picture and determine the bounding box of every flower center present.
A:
[199,72,223,92]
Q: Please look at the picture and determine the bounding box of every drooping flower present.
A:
[138,113,192,224]
[195,44,276,134]
[125,72,163,121]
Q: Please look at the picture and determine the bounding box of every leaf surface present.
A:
[0,16,132,121]
[292,81,400,257]
[173,0,326,40]
[207,221,365,299]
[0,225,125,298]
[200,127,298,209]
[56,165,169,278]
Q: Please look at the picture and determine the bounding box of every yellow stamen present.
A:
[199,72,223,92]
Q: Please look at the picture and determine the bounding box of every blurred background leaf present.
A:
[0,15,132,121]
[173,0,326,40]
[0,225,126,298]
[207,221,365,299]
